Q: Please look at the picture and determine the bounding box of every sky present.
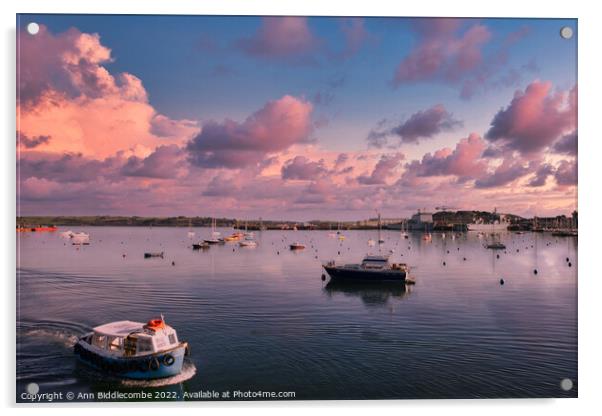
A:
[16,15,577,220]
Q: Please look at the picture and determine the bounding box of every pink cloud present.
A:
[368,104,462,147]
[393,19,491,86]
[402,133,488,182]
[17,25,199,159]
[357,153,404,185]
[237,17,318,61]
[485,81,577,154]
[186,95,314,168]
[295,180,334,204]
[527,162,556,187]
[17,131,51,149]
[554,160,577,186]
[19,151,122,183]
[281,156,328,180]
[121,145,186,179]
[460,26,537,99]
[552,130,578,156]
[474,158,530,188]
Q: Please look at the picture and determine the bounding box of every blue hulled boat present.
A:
[74,317,189,379]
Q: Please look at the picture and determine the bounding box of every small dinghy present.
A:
[74,317,189,379]
[71,232,90,245]
[192,242,210,250]
[239,238,257,247]
[486,242,506,250]
[144,252,164,258]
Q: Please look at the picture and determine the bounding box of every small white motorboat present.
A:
[239,239,257,247]
[74,317,189,380]
[71,232,90,245]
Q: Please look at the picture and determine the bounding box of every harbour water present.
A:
[16,227,577,401]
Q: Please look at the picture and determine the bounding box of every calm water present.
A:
[16,227,577,401]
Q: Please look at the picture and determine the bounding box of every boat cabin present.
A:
[89,320,179,357]
[361,255,390,269]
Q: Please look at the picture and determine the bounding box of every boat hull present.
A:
[74,340,188,380]
[323,265,406,282]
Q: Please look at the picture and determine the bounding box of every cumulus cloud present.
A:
[358,153,404,185]
[202,173,243,197]
[367,105,461,148]
[17,132,51,149]
[459,26,537,99]
[121,145,186,179]
[402,133,488,182]
[17,25,200,158]
[392,20,539,99]
[527,162,555,187]
[474,158,530,188]
[150,114,199,140]
[295,180,333,204]
[186,95,314,168]
[393,19,491,86]
[552,130,578,156]
[237,17,319,62]
[281,156,328,180]
[18,151,122,183]
[554,160,577,186]
[334,153,349,169]
[485,81,577,155]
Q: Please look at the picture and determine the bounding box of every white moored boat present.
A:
[71,232,90,245]
[74,317,189,379]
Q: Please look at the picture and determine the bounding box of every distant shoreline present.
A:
[16,216,378,230]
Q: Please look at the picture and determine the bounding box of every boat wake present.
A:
[18,320,88,349]
[120,361,197,387]
[23,328,79,348]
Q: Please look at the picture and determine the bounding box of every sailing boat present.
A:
[377,212,385,244]
[485,220,505,249]
[239,222,258,247]
[400,219,408,239]
[187,219,195,238]
[336,222,346,240]
[204,218,221,244]
[243,221,254,238]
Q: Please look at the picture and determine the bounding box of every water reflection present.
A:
[324,280,412,308]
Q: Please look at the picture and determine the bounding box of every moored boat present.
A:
[290,242,305,250]
[17,225,58,232]
[239,239,258,247]
[323,254,408,282]
[144,252,164,258]
[71,232,90,245]
[73,317,189,379]
[486,242,506,250]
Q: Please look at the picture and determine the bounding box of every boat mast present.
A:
[377,211,382,253]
